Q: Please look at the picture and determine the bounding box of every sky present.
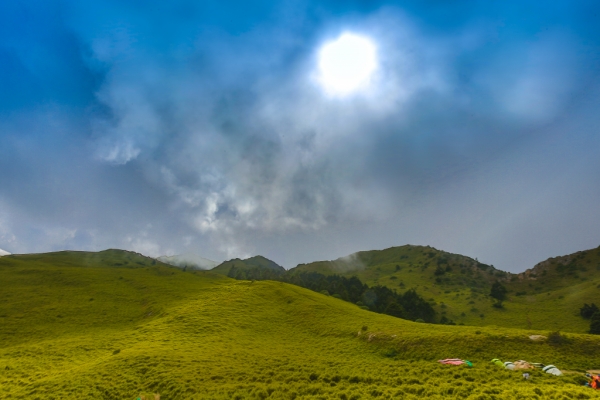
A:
[1,0,599,272]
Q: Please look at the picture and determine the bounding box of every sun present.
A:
[317,32,378,97]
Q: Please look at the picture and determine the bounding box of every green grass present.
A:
[2,250,600,399]
[291,245,600,333]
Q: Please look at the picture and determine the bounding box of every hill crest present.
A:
[212,255,285,275]
[157,253,218,270]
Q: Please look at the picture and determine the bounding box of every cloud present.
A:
[82,9,456,245]
[0,0,599,270]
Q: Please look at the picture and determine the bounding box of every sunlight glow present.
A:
[317,33,378,96]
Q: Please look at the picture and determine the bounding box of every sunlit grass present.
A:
[1,250,599,399]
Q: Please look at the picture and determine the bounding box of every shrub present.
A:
[490,281,507,306]
[383,349,398,358]
[590,312,600,334]
[580,303,599,319]
[548,331,569,346]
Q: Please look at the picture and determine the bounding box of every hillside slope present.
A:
[1,251,600,399]
[291,245,600,332]
[292,245,507,287]
[515,246,600,290]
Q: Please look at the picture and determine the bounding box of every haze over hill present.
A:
[157,253,219,270]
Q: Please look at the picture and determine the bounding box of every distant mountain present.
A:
[0,248,10,256]
[2,248,172,268]
[289,244,600,331]
[157,253,219,270]
[291,244,509,289]
[212,255,285,276]
[514,245,600,290]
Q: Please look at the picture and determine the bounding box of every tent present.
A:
[513,360,535,370]
[542,365,562,376]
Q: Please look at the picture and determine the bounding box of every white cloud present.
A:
[96,138,141,164]
[124,226,162,257]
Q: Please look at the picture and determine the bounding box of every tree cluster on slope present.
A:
[580,303,600,334]
[227,267,436,323]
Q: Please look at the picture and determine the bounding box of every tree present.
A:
[385,302,405,319]
[580,303,599,319]
[590,312,600,335]
[490,281,507,306]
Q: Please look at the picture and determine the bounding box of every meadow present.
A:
[1,250,600,399]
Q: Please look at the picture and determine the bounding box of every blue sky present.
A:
[1,0,599,271]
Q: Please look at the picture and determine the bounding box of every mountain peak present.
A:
[211,255,284,275]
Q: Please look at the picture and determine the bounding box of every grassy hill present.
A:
[291,245,600,333]
[291,245,507,287]
[212,255,285,276]
[2,250,600,399]
[513,246,600,291]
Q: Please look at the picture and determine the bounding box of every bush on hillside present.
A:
[490,281,507,306]
[547,331,570,346]
[580,303,599,319]
[590,312,600,335]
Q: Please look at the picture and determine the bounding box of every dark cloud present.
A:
[0,0,599,270]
